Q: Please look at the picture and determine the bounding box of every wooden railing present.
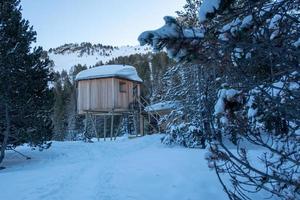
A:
[136,96,162,133]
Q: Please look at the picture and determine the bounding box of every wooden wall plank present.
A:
[77,77,141,114]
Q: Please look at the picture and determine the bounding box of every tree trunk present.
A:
[0,103,11,165]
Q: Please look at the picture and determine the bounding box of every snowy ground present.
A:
[0,135,227,200]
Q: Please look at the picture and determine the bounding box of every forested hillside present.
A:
[48,43,152,72]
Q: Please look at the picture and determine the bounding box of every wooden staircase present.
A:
[127,96,162,136]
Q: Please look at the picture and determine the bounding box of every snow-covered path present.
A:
[0,135,226,200]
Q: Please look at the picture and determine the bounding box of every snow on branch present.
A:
[198,0,221,22]
[138,16,181,50]
[138,16,205,61]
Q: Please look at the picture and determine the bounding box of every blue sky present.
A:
[21,0,186,49]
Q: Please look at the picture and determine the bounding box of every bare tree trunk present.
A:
[0,103,11,165]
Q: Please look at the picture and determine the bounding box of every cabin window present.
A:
[119,82,127,93]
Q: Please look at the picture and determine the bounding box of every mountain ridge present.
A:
[48,42,152,72]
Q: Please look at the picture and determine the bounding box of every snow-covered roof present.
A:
[144,101,180,112]
[75,65,143,82]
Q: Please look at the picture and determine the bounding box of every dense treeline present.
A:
[52,64,87,140]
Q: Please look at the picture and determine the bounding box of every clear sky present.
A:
[21,0,186,50]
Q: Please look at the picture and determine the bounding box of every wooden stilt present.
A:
[84,112,88,141]
[115,116,123,140]
[110,113,114,141]
[140,114,144,136]
[147,113,151,135]
[91,115,99,141]
[133,112,138,137]
[95,116,99,141]
[104,116,107,141]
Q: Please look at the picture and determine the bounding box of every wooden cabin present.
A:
[76,65,142,115]
[75,65,162,140]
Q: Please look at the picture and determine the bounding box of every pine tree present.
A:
[67,64,87,140]
[52,65,87,141]
[139,0,300,199]
[176,0,201,26]
[0,0,53,165]
[52,73,65,140]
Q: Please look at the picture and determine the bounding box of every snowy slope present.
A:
[48,43,152,72]
[0,135,227,200]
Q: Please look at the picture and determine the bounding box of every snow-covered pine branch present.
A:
[138,16,205,61]
[139,0,300,199]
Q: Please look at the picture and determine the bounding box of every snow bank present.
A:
[75,64,143,82]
